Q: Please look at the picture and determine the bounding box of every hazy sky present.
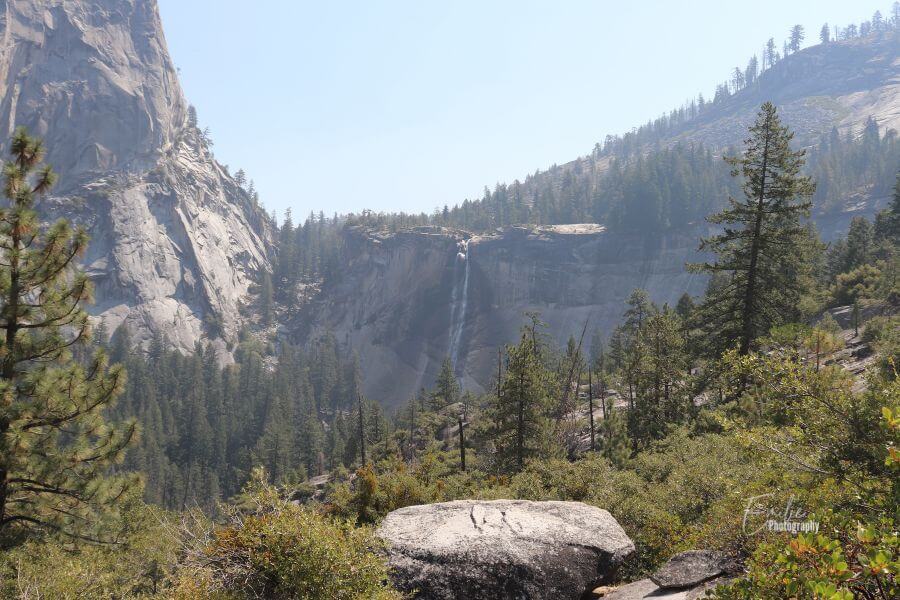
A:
[157,0,887,219]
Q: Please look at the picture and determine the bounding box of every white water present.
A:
[448,238,470,378]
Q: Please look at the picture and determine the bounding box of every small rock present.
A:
[592,585,615,597]
[601,579,688,599]
[651,550,733,589]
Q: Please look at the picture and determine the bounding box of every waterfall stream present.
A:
[448,238,470,378]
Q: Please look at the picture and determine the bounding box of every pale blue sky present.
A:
[157,0,887,218]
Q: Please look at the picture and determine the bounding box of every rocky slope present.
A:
[0,0,271,355]
[492,32,900,239]
[650,33,900,151]
[296,225,709,407]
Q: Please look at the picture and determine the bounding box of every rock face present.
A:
[650,550,733,589]
[376,499,635,600]
[0,0,271,354]
[297,224,709,408]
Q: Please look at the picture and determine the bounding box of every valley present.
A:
[0,2,898,599]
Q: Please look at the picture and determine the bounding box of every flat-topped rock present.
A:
[651,550,733,589]
[595,575,734,599]
[377,499,635,600]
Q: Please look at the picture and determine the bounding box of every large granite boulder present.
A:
[377,499,635,600]
[650,550,733,589]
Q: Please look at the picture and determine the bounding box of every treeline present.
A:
[265,120,899,304]
[262,14,899,290]
[600,4,900,159]
[270,209,345,304]
[340,121,896,236]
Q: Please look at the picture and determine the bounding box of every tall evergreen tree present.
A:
[886,172,900,244]
[692,103,815,355]
[432,357,460,409]
[0,129,136,540]
[789,25,805,53]
[845,216,875,271]
[629,309,690,445]
[491,317,556,473]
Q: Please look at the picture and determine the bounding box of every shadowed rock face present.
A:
[377,499,635,600]
[296,225,710,408]
[0,0,271,354]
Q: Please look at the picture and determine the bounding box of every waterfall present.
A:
[448,238,470,378]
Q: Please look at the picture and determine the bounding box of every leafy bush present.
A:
[0,498,179,599]
[831,263,883,305]
[173,471,401,600]
[712,519,898,600]
[862,315,900,378]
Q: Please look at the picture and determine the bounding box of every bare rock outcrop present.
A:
[0,0,272,354]
[296,225,709,409]
[376,499,635,600]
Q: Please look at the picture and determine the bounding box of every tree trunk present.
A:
[739,114,772,355]
[458,416,466,472]
[588,369,595,452]
[358,395,367,466]
[0,222,22,526]
[517,370,525,471]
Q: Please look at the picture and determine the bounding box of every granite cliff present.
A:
[0,0,271,354]
[296,224,709,407]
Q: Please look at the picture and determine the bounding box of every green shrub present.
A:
[0,499,179,599]
[831,263,883,305]
[712,519,898,600]
[174,472,401,600]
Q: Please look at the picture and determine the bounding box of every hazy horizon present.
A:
[158,0,886,220]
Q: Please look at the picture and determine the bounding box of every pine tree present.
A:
[187,105,198,129]
[765,38,777,68]
[259,269,274,327]
[0,129,136,540]
[432,357,460,409]
[691,103,815,355]
[623,288,654,332]
[789,25,804,53]
[490,317,556,473]
[629,309,689,446]
[885,172,900,244]
[845,216,874,270]
[675,293,695,321]
[820,23,830,44]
